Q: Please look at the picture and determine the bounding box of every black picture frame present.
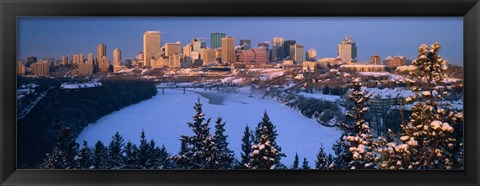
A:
[1,0,479,185]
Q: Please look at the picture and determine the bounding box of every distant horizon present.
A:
[17,17,463,65]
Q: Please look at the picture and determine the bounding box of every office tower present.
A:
[306,48,317,61]
[290,44,304,65]
[169,53,182,68]
[240,39,251,50]
[370,55,381,65]
[211,32,226,49]
[201,48,216,66]
[97,43,107,63]
[165,43,181,57]
[87,53,94,64]
[183,44,192,58]
[191,38,202,52]
[31,60,49,76]
[338,36,357,64]
[62,55,69,65]
[99,56,110,72]
[221,36,235,63]
[270,46,284,62]
[113,48,122,70]
[283,40,296,59]
[79,53,84,64]
[143,31,161,67]
[201,40,207,48]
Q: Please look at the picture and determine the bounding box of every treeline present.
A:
[18,79,157,168]
[43,100,334,170]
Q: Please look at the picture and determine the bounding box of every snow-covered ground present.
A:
[299,92,341,102]
[363,87,414,99]
[60,82,102,89]
[77,88,342,167]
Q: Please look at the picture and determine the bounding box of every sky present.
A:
[17,17,463,65]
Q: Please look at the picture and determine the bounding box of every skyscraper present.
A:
[191,39,202,52]
[290,44,304,65]
[273,37,284,48]
[201,48,216,66]
[338,36,357,64]
[143,31,161,67]
[97,43,107,63]
[87,53,94,64]
[221,36,235,63]
[211,32,226,49]
[283,40,296,59]
[113,48,122,66]
[240,39,251,50]
[62,55,69,65]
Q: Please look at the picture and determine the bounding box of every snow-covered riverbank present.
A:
[76,88,342,167]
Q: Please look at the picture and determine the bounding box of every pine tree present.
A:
[292,153,299,169]
[107,132,125,169]
[254,111,284,168]
[332,132,352,169]
[78,140,92,169]
[315,144,328,169]
[213,117,235,169]
[238,125,254,169]
[42,147,66,169]
[397,43,463,169]
[302,158,310,169]
[123,141,139,169]
[56,127,79,168]
[138,130,152,169]
[247,126,279,169]
[343,77,375,169]
[154,145,171,169]
[93,140,107,169]
[172,99,217,169]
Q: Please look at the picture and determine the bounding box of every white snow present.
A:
[363,87,414,99]
[76,88,342,167]
[60,82,102,89]
[299,92,341,102]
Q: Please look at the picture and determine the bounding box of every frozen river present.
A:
[76,88,342,167]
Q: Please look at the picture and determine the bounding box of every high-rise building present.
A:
[87,53,94,64]
[113,48,122,72]
[370,55,381,65]
[290,44,304,65]
[201,40,207,48]
[258,42,269,50]
[143,31,161,67]
[306,48,317,61]
[273,37,284,48]
[338,36,357,64]
[99,56,110,72]
[383,56,406,68]
[283,40,296,59]
[183,44,192,58]
[270,46,284,62]
[221,36,235,63]
[237,50,255,63]
[31,60,49,76]
[201,48,216,66]
[62,55,69,65]
[169,53,182,68]
[252,48,269,65]
[97,43,107,63]
[211,32,226,49]
[191,39,202,52]
[78,61,94,76]
[240,39,251,50]
[165,43,181,57]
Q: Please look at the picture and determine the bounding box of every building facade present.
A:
[370,55,381,65]
[306,48,317,61]
[97,43,107,64]
[143,31,161,68]
[221,36,235,63]
[31,60,50,76]
[211,32,226,49]
[338,36,357,64]
[290,44,304,65]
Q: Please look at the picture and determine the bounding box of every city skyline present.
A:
[17,17,463,65]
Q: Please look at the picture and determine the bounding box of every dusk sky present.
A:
[17,17,463,65]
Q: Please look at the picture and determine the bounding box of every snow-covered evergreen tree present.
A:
[78,140,92,169]
[213,117,235,169]
[42,147,66,169]
[315,144,328,169]
[93,140,107,169]
[172,99,217,169]
[56,127,79,168]
[107,132,125,169]
[246,126,279,169]
[238,125,254,169]
[332,132,352,169]
[398,43,464,169]
[292,153,300,169]
[138,130,153,169]
[254,112,284,168]
[302,158,310,169]
[122,141,139,169]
